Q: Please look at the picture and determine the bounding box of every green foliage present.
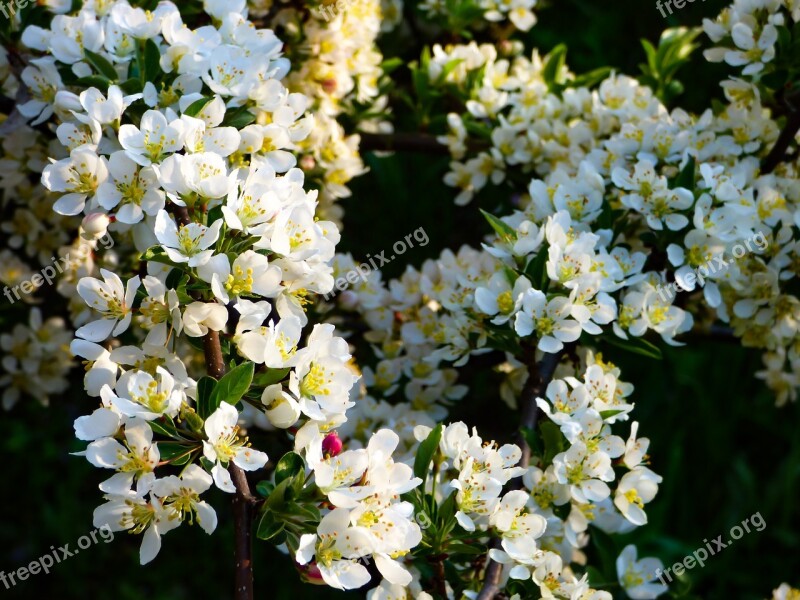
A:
[638,27,702,104]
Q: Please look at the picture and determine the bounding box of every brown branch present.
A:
[231,463,257,600]
[476,344,565,600]
[762,108,800,174]
[170,200,256,600]
[203,329,226,379]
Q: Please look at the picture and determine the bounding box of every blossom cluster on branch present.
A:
[0,0,798,598]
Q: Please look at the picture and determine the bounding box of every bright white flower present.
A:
[614,467,662,526]
[154,210,222,267]
[514,289,581,353]
[43,146,109,216]
[296,508,373,590]
[76,270,140,342]
[616,545,668,599]
[118,110,185,166]
[203,403,268,492]
[96,151,165,224]
[152,464,218,534]
[198,250,283,304]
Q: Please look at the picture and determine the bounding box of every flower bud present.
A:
[322,431,343,457]
[299,155,316,171]
[297,561,326,585]
[80,213,111,241]
[262,384,301,429]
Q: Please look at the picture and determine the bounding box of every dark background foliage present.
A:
[2,0,798,598]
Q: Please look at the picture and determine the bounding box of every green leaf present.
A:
[256,510,285,541]
[446,541,485,555]
[569,66,613,90]
[83,49,118,81]
[672,156,696,191]
[196,376,218,419]
[209,362,254,408]
[223,106,257,129]
[183,96,213,118]
[140,245,181,267]
[380,57,404,75]
[542,44,568,90]
[436,58,464,85]
[142,38,162,82]
[157,441,195,460]
[148,417,186,440]
[414,423,443,481]
[118,78,144,94]
[158,441,198,465]
[602,334,663,360]
[479,209,516,240]
[256,480,274,498]
[265,477,292,511]
[599,409,625,420]
[541,421,565,465]
[274,452,305,486]
[252,368,290,389]
[75,76,111,91]
[523,243,550,291]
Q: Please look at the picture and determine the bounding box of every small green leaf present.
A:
[223,106,257,129]
[672,156,697,191]
[183,96,213,118]
[599,409,625,420]
[414,423,443,481]
[542,44,568,90]
[380,57,404,75]
[479,209,516,240]
[274,452,305,486]
[209,362,255,408]
[196,376,218,419]
[541,421,565,465]
[252,368,290,389]
[256,510,285,541]
[602,334,663,360]
[143,38,162,81]
[84,49,118,81]
[256,480,274,498]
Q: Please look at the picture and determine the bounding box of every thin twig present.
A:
[476,344,565,600]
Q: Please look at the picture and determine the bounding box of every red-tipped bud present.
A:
[297,561,326,585]
[322,431,343,458]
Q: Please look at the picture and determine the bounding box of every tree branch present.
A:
[762,108,800,174]
[476,344,565,600]
[174,199,256,600]
[231,463,257,600]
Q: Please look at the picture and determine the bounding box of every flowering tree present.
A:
[0,0,799,599]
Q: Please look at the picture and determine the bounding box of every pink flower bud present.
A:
[297,561,326,585]
[300,155,316,171]
[322,431,343,457]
